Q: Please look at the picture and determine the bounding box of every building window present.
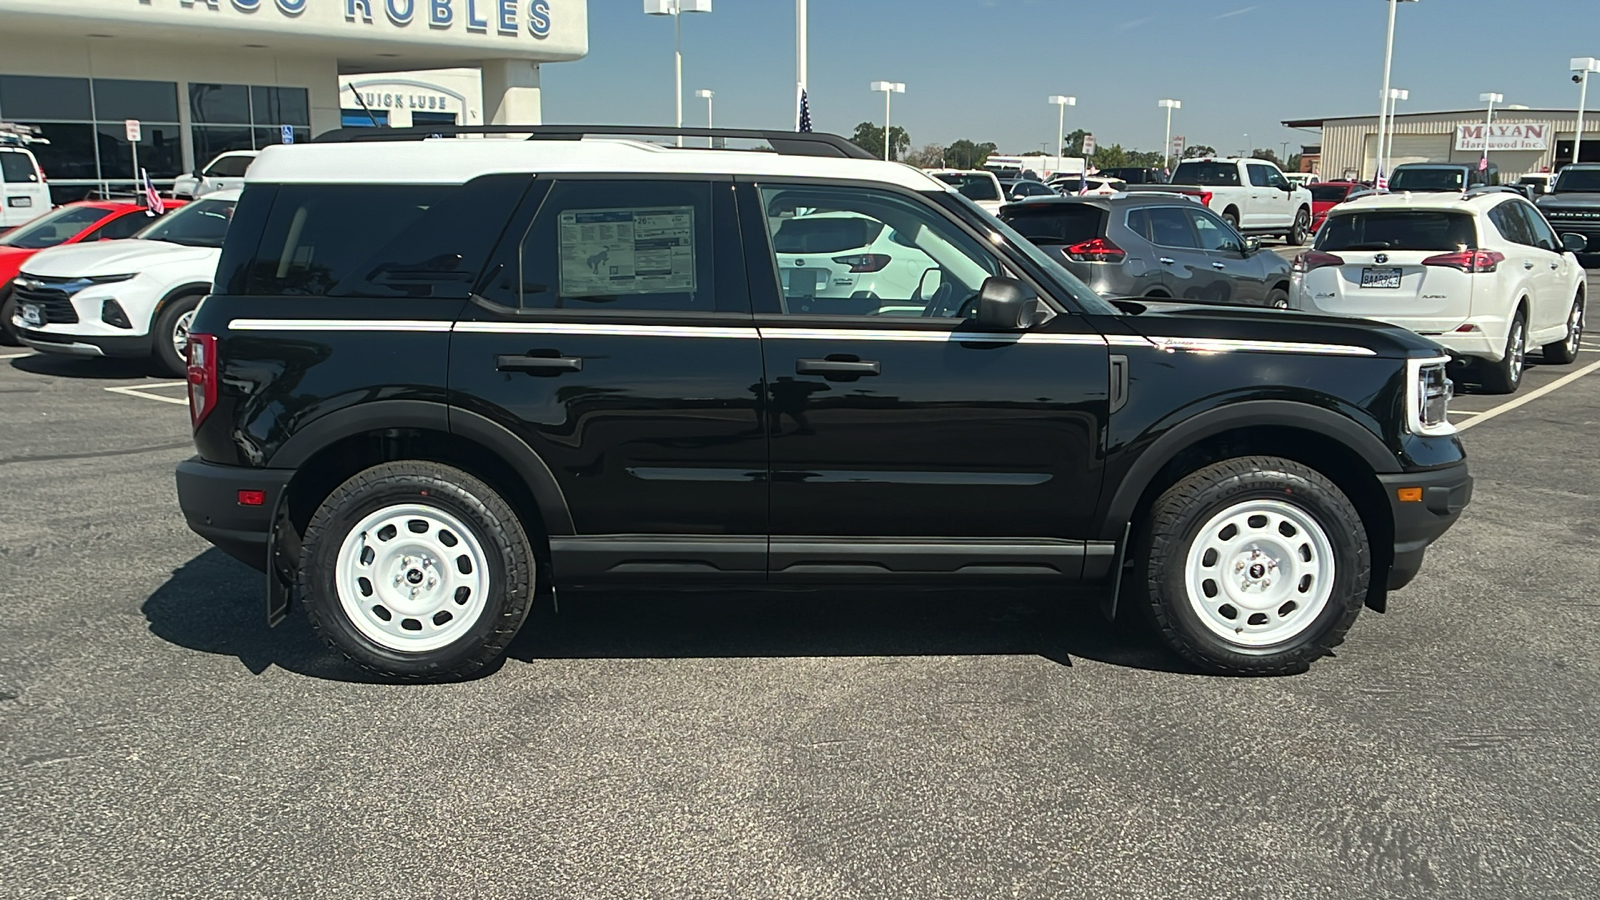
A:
[341,110,390,128]
[0,75,183,202]
[190,83,312,159]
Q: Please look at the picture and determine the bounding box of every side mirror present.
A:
[974,276,1039,331]
[1561,232,1588,253]
[1243,236,1261,254]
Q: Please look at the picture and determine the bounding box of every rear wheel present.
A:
[1541,293,1584,365]
[1479,309,1527,394]
[1138,456,1369,675]
[1287,207,1310,246]
[151,295,201,376]
[1222,208,1240,231]
[1266,288,1291,309]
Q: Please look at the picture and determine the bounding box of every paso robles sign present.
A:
[1455,123,1549,151]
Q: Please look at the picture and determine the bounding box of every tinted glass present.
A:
[250,86,311,126]
[932,172,1001,201]
[1309,184,1353,202]
[1013,181,1053,197]
[254,126,310,150]
[1189,209,1241,252]
[771,216,886,253]
[92,79,179,122]
[1144,207,1201,249]
[1000,204,1104,244]
[1173,162,1241,186]
[1554,167,1600,192]
[96,210,153,240]
[190,83,251,124]
[0,204,106,249]
[939,190,1120,316]
[19,123,96,181]
[135,197,236,248]
[96,123,183,179]
[759,184,1004,318]
[1247,165,1274,187]
[1486,204,1530,246]
[192,127,255,165]
[1513,201,1557,251]
[206,155,255,178]
[1389,167,1466,192]
[0,150,36,183]
[1316,211,1478,251]
[0,75,91,120]
[246,177,526,297]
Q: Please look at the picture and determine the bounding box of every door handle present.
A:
[1524,261,1535,270]
[1212,262,1228,270]
[1551,262,1561,270]
[497,353,583,373]
[796,357,880,377]
[1159,257,1176,265]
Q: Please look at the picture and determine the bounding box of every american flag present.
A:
[1375,166,1388,192]
[797,89,812,133]
[141,168,164,217]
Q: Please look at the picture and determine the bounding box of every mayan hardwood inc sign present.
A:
[1455,123,1550,152]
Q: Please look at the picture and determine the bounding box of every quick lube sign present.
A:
[176,0,553,37]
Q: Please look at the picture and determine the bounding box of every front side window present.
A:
[1188,209,1242,252]
[758,184,1004,318]
[1247,164,1274,188]
[1512,201,1558,251]
[134,196,236,248]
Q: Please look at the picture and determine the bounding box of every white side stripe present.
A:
[453,321,758,339]
[759,328,1108,346]
[229,319,451,332]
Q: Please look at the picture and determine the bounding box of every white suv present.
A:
[12,191,238,375]
[1291,189,1586,393]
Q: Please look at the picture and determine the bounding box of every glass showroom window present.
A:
[0,75,181,203]
[190,83,311,163]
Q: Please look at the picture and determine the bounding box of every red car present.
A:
[0,199,185,344]
[1308,181,1374,235]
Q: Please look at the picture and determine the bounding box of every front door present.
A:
[451,177,768,582]
[1188,206,1269,305]
[743,181,1109,582]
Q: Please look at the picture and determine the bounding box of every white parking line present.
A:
[0,351,33,360]
[104,382,189,406]
[1457,358,1600,431]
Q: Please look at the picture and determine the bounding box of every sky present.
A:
[541,0,1600,158]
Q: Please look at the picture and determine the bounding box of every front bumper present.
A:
[17,327,153,358]
[1379,462,1473,590]
[175,457,294,573]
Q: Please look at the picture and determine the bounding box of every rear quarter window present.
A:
[1316,211,1478,252]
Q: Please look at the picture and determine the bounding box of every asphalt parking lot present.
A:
[2,289,1598,897]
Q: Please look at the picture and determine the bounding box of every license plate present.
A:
[1360,266,1402,289]
[7,196,32,208]
[780,267,827,296]
[20,303,42,327]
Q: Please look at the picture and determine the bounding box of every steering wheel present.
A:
[917,281,956,317]
[950,292,982,320]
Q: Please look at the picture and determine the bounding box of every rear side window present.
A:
[1129,206,1199,249]
[0,150,38,183]
[771,215,886,253]
[1172,162,1240,186]
[243,175,528,297]
[1487,203,1533,246]
[1316,211,1478,251]
[1000,204,1104,245]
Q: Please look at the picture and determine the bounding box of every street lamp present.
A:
[1376,0,1420,182]
[1572,57,1600,167]
[644,0,713,147]
[871,81,905,161]
[695,89,714,128]
[1243,133,1251,157]
[1158,99,1181,171]
[1381,88,1408,181]
[1048,95,1076,161]
[1478,92,1503,163]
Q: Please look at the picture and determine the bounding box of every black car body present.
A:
[1099,167,1169,185]
[999,195,1295,307]
[1536,164,1600,263]
[1388,162,1499,192]
[174,127,1471,680]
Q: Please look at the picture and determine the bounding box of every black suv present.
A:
[174,126,1472,681]
[1536,164,1600,264]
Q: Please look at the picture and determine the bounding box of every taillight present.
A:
[1064,236,1126,262]
[830,253,891,273]
[187,332,217,429]
[1291,251,1345,273]
[1198,191,1214,208]
[1421,249,1504,273]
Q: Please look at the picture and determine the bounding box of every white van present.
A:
[1,126,52,233]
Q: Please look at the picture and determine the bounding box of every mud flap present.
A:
[1100,521,1132,621]
[265,493,296,627]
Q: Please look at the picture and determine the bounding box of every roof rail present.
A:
[310,124,875,160]
[1461,185,1523,199]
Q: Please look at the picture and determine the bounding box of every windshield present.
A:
[1316,211,1478,252]
[1309,184,1353,202]
[939,191,1120,315]
[1172,162,1240,186]
[134,197,236,248]
[1554,167,1600,192]
[1389,167,1466,192]
[0,204,107,249]
[933,172,1001,202]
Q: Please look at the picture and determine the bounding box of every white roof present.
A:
[245,138,949,193]
[1333,191,1509,214]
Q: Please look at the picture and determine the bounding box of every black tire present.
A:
[299,461,536,681]
[1266,288,1291,309]
[1137,456,1370,675]
[1478,308,1527,394]
[0,285,18,346]
[1222,208,1240,231]
[151,294,202,377]
[1287,207,1310,246]
[1541,293,1584,365]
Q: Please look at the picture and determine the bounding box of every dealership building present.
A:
[0,0,586,202]
[1284,108,1600,182]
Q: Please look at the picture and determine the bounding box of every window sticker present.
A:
[558,206,696,297]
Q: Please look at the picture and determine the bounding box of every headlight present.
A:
[1407,357,1455,436]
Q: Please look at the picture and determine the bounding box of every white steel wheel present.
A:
[1182,498,1336,648]
[334,503,492,653]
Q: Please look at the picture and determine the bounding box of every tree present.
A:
[944,139,998,169]
[1250,148,1282,166]
[903,143,946,168]
[1183,144,1217,158]
[1090,143,1131,170]
[850,122,911,161]
[1020,150,1047,157]
[1062,129,1090,157]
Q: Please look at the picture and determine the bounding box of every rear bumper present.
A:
[175,457,293,573]
[1379,462,1473,590]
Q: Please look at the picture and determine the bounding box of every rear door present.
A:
[0,148,49,229]
[1130,205,1212,300]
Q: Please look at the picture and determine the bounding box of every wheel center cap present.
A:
[406,569,424,585]
[1248,563,1266,579]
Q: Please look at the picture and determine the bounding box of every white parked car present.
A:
[767,210,941,315]
[925,169,1005,214]
[1285,172,1320,188]
[1142,157,1314,244]
[0,131,51,232]
[1049,175,1126,197]
[172,151,258,199]
[1291,189,1586,393]
[11,191,238,375]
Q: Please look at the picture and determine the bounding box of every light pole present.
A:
[795,0,807,129]
[871,81,905,161]
[1382,88,1407,180]
[644,0,713,146]
[1478,92,1502,164]
[1572,57,1600,167]
[1243,133,1251,157]
[696,89,714,128]
[1048,95,1076,162]
[1159,99,1181,171]
[1376,0,1420,182]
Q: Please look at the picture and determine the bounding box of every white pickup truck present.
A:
[1131,157,1314,245]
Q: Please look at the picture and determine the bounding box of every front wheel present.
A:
[1266,288,1291,309]
[1541,294,1584,365]
[1138,456,1370,675]
[1287,208,1310,246]
[299,461,536,681]
[0,287,17,346]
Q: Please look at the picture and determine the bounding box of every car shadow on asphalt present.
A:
[143,548,1209,683]
[10,353,162,380]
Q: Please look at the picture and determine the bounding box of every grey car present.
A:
[998,194,1294,307]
